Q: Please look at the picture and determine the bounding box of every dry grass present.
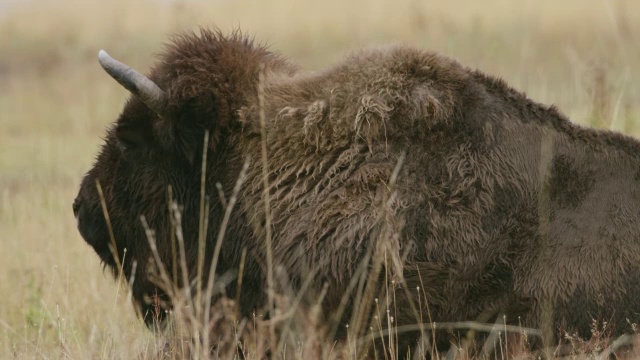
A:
[1,0,639,358]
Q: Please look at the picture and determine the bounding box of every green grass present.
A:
[1,0,639,358]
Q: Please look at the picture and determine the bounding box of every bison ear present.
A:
[173,125,199,165]
[168,94,222,165]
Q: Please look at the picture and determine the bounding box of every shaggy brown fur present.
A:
[74,28,640,356]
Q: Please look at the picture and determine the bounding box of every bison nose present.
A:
[73,197,82,217]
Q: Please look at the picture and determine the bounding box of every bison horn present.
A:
[98,50,169,118]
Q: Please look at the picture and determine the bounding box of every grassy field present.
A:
[1,0,639,358]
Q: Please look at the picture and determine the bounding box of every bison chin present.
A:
[74,175,171,328]
[135,283,171,328]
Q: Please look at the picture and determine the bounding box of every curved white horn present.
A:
[98,50,169,118]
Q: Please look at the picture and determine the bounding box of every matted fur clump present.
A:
[74,28,640,357]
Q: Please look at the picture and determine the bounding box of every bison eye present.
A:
[115,123,149,159]
[117,137,135,153]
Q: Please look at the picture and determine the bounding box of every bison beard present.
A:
[74,28,640,357]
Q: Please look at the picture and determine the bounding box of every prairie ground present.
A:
[1,0,639,358]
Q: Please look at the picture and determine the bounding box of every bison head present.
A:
[73,29,295,324]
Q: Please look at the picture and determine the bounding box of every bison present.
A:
[74,28,640,356]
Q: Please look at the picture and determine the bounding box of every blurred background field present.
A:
[0,0,638,358]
